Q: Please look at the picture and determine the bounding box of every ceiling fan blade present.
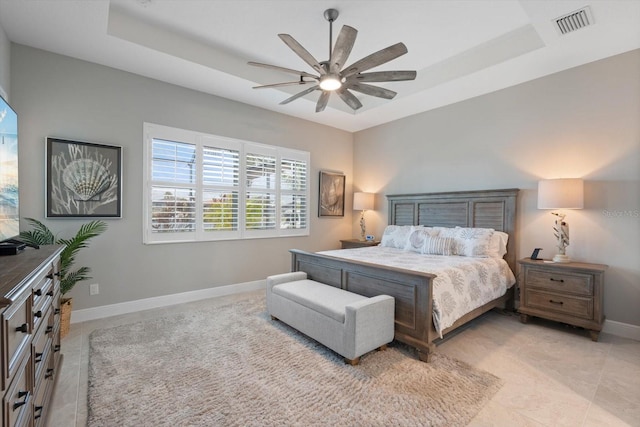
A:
[248,61,318,79]
[347,82,397,100]
[278,34,326,75]
[316,91,330,112]
[342,42,408,78]
[253,80,315,89]
[279,85,319,105]
[347,70,417,83]
[337,89,363,110]
[329,25,357,74]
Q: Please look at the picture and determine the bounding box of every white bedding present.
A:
[317,246,516,336]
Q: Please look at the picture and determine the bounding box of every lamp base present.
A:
[553,254,571,263]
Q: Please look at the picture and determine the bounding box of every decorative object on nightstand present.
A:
[353,192,374,241]
[340,239,380,249]
[518,258,607,341]
[537,178,584,263]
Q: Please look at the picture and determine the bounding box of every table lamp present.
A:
[537,178,584,263]
[353,192,374,241]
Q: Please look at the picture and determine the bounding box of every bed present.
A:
[290,188,519,362]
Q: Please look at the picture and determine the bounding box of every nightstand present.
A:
[518,258,607,341]
[340,239,380,249]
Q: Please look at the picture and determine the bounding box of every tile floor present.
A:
[48,290,640,427]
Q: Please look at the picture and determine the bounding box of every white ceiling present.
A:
[1,0,639,132]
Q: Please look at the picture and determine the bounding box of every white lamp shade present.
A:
[353,192,375,211]
[538,179,584,209]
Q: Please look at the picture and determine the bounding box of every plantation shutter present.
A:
[150,138,197,234]
[245,151,277,231]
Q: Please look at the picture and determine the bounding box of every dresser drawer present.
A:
[33,304,54,382]
[2,354,32,427]
[33,372,52,427]
[2,288,32,390]
[31,268,54,313]
[524,289,593,320]
[525,268,593,296]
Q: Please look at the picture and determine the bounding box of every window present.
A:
[143,123,309,244]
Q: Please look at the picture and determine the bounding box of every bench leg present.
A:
[270,315,278,321]
[344,357,360,366]
[377,344,388,351]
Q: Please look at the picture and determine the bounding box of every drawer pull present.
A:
[15,323,28,333]
[549,277,565,283]
[46,272,61,279]
[54,308,61,315]
[46,326,54,334]
[35,352,43,363]
[47,290,54,296]
[54,344,61,352]
[13,391,29,411]
[45,368,55,379]
[549,299,564,305]
[34,310,43,318]
[35,288,43,296]
[35,405,44,419]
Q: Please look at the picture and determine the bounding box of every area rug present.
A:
[87,295,502,426]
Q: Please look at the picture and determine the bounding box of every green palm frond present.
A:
[20,218,107,295]
[60,267,92,295]
[19,218,56,246]
[57,220,108,276]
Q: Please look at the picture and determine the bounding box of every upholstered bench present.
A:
[266,271,395,365]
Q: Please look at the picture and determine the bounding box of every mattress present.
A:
[318,246,516,336]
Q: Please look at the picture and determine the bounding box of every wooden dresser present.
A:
[0,245,63,427]
[518,258,607,341]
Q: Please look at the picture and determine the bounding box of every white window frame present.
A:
[143,123,310,244]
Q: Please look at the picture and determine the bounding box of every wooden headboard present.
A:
[387,188,519,272]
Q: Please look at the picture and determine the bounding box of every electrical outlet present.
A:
[89,283,99,295]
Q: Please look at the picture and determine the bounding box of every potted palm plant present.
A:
[19,218,107,337]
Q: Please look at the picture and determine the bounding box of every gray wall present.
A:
[11,44,354,310]
[354,49,640,327]
[0,23,9,98]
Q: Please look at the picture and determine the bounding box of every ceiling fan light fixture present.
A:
[319,74,342,91]
[249,9,416,111]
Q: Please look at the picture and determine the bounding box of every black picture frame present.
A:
[318,171,345,217]
[46,137,122,218]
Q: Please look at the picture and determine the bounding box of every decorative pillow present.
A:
[488,231,509,258]
[380,225,415,249]
[404,227,440,252]
[421,236,455,256]
[437,227,495,257]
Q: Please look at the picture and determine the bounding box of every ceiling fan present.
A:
[248,9,417,113]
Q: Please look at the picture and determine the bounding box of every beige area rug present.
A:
[88,295,502,426]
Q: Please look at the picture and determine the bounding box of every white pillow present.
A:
[404,227,440,252]
[380,225,415,249]
[421,236,455,256]
[437,227,495,257]
[488,231,509,258]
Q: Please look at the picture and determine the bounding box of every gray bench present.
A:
[266,271,395,365]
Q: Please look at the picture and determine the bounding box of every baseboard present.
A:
[70,282,640,342]
[603,319,640,341]
[71,280,266,324]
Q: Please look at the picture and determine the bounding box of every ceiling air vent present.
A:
[554,6,594,35]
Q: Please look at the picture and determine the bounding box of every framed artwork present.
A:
[318,171,345,217]
[46,137,122,218]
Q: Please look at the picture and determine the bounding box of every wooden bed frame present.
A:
[290,188,519,362]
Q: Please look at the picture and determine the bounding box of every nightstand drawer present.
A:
[524,289,593,319]
[525,268,593,296]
